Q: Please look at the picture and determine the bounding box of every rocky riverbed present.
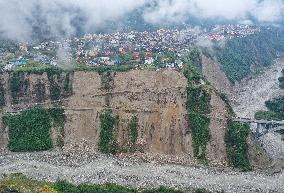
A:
[0,151,283,193]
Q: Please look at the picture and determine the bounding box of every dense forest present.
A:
[214,29,284,82]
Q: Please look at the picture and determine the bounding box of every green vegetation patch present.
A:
[0,174,214,193]
[265,97,284,113]
[64,72,73,95]
[9,67,72,104]
[9,72,22,104]
[183,49,211,163]
[0,81,5,108]
[214,29,284,82]
[46,69,62,101]
[187,87,211,115]
[75,64,135,74]
[0,173,58,193]
[53,180,184,193]
[50,82,61,101]
[129,115,138,145]
[16,65,63,75]
[3,107,65,152]
[195,189,213,193]
[189,113,210,161]
[34,81,46,103]
[99,109,118,154]
[49,107,66,148]
[225,120,251,171]
[255,111,284,121]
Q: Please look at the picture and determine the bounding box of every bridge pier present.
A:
[234,118,284,138]
[256,123,266,138]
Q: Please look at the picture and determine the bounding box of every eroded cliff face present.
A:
[201,55,233,97]
[63,70,229,166]
[0,71,73,151]
[0,70,230,166]
[65,70,191,154]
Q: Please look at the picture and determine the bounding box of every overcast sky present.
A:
[144,0,284,24]
[0,0,283,41]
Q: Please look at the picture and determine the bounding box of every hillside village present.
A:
[0,24,260,71]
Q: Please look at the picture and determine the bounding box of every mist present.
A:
[0,0,283,41]
[144,0,284,24]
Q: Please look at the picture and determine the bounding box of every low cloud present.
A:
[0,0,145,41]
[144,0,284,24]
[0,0,283,41]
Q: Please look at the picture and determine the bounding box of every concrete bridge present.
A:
[234,118,284,138]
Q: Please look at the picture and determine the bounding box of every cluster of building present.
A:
[207,24,260,40]
[0,25,261,71]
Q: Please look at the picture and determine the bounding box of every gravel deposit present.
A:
[232,60,284,119]
[0,151,283,193]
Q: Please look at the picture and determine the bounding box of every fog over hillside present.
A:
[0,0,284,41]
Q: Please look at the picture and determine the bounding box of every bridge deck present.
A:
[233,118,284,125]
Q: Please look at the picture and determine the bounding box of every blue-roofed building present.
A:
[9,59,28,66]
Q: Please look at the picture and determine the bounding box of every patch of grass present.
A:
[214,29,284,82]
[50,82,61,101]
[8,67,73,104]
[49,108,66,148]
[9,72,22,104]
[99,109,118,154]
[53,180,184,193]
[129,115,138,145]
[63,72,73,95]
[225,120,251,171]
[0,173,58,193]
[187,87,211,115]
[1,174,215,193]
[75,64,135,74]
[195,189,213,193]
[183,51,211,163]
[16,65,63,75]
[189,113,210,162]
[3,107,65,152]
[255,111,284,121]
[0,81,5,108]
[34,81,46,103]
